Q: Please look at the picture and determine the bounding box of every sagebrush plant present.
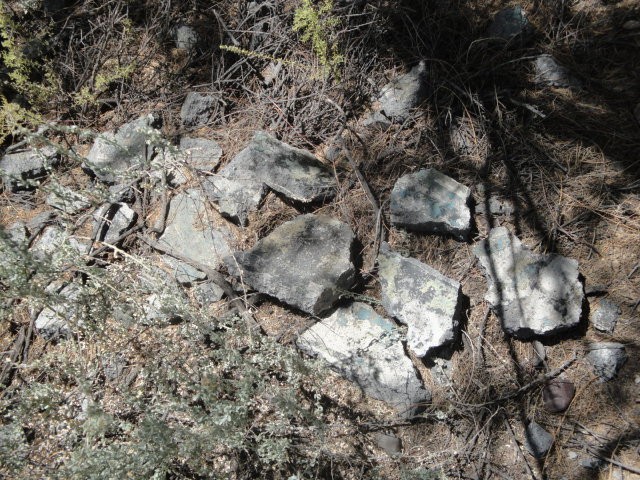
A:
[0,126,336,479]
[293,0,344,78]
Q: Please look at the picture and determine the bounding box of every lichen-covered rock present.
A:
[178,137,223,171]
[474,227,583,338]
[390,168,471,240]
[180,92,215,127]
[378,61,428,121]
[377,243,463,357]
[206,132,335,225]
[297,302,430,418]
[85,114,160,183]
[0,146,58,191]
[229,214,355,315]
[586,343,627,382]
[158,189,233,271]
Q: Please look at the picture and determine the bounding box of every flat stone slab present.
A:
[85,114,160,183]
[474,227,583,338]
[590,299,620,333]
[378,61,428,121]
[206,131,335,225]
[0,146,58,191]
[297,302,430,418]
[158,189,233,271]
[390,168,471,240]
[533,55,581,88]
[377,243,463,357]
[586,342,627,382]
[229,214,355,315]
[179,137,223,171]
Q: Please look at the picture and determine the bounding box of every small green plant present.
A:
[292,0,343,78]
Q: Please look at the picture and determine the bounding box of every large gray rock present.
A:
[297,302,430,418]
[180,92,215,127]
[206,131,335,225]
[157,189,233,271]
[586,343,627,382]
[85,114,160,183]
[488,6,531,41]
[533,55,581,88]
[590,299,620,333]
[0,146,58,191]
[474,227,583,338]
[525,421,554,458]
[377,243,463,357]
[179,137,223,171]
[390,168,471,240]
[378,61,428,121]
[229,214,355,315]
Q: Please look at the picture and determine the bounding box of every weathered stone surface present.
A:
[180,92,215,127]
[174,24,198,51]
[542,379,575,413]
[0,146,58,191]
[377,243,463,357]
[158,189,232,271]
[525,421,554,458]
[46,184,91,214]
[179,137,223,171]
[533,55,581,88]
[586,343,627,382]
[36,282,82,340]
[488,6,531,41]
[31,225,89,261]
[230,214,355,315]
[93,203,137,245]
[373,432,402,456]
[161,255,207,284]
[475,196,514,216]
[206,132,335,225]
[192,282,225,306]
[378,61,428,121]
[474,227,583,338]
[390,168,471,240]
[590,298,620,333]
[297,302,430,417]
[85,114,160,183]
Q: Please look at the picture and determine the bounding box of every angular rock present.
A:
[474,227,583,338]
[377,243,463,357]
[161,255,207,284]
[373,432,402,456]
[85,114,160,183]
[230,214,355,315]
[297,302,430,417]
[488,6,531,41]
[93,203,137,245]
[192,282,225,306]
[0,146,58,191]
[174,24,198,51]
[586,343,627,382]
[542,379,575,413]
[179,137,223,171]
[590,298,620,333]
[378,61,428,121]
[36,282,82,340]
[31,225,89,261]
[525,421,554,458]
[533,55,581,88]
[206,132,335,225]
[157,189,232,271]
[390,168,471,240]
[180,92,215,127]
[46,184,91,214]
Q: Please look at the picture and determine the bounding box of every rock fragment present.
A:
[160,255,207,284]
[533,55,581,88]
[93,203,137,245]
[180,92,215,127]
[525,421,554,458]
[542,379,575,413]
[390,168,471,240]
[377,243,463,357]
[488,6,531,42]
[174,24,198,51]
[474,227,583,338]
[297,302,430,418]
[586,343,627,382]
[590,298,620,333]
[373,433,402,457]
[178,137,223,171]
[157,189,233,271]
[46,184,91,214]
[378,61,428,121]
[229,214,355,316]
[85,114,160,183]
[192,282,225,306]
[206,132,335,225]
[0,146,58,191]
